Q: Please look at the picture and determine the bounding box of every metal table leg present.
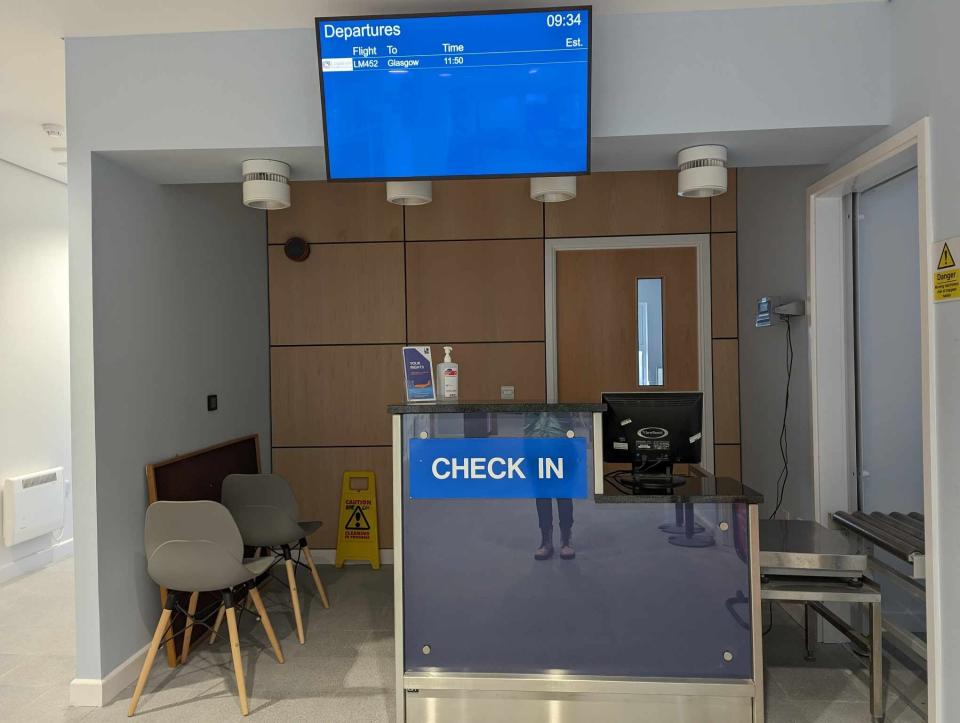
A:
[870,600,884,721]
[804,603,816,661]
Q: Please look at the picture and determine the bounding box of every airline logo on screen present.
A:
[409,437,588,500]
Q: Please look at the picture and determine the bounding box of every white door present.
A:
[855,167,923,514]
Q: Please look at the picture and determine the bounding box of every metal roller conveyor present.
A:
[831,511,923,562]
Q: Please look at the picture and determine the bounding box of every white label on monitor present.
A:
[689,432,702,443]
[322,58,354,72]
[613,441,629,450]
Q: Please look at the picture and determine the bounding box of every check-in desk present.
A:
[389,402,764,723]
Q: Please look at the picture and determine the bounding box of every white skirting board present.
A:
[309,548,394,565]
[0,537,73,585]
[69,550,392,707]
[70,640,151,707]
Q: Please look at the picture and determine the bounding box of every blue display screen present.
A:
[315,8,591,180]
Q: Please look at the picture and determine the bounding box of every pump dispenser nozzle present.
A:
[443,346,453,363]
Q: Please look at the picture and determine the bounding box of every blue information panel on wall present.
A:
[409,437,589,499]
[315,8,591,180]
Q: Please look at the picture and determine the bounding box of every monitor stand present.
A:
[617,461,684,493]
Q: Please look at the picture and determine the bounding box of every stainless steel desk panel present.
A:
[404,674,754,723]
[759,519,867,576]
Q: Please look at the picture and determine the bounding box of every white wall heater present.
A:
[2,467,64,546]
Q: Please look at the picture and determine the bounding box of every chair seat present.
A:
[299,520,322,537]
[243,556,275,578]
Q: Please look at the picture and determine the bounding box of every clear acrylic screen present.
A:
[401,412,753,679]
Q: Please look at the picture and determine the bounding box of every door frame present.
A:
[544,234,715,472]
[806,118,939,720]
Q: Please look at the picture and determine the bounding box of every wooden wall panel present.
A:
[406,239,544,342]
[271,345,401,447]
[405,179,542,241]
[712,339,741,444]
[414,343,546,402]
[273,447,394,549]
[269,243,406,345]
[711,169,737,233]
[711,233,738,339]
[714,444,742,482]
[267,181,403,244]
[545,171,710,238]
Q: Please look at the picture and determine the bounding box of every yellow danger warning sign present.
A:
[934,239,960,302]
[335,470,380,569]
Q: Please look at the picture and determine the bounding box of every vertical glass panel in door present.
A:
[855,167,925,640]
[637,278,664,385]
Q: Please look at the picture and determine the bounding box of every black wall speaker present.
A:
[284,237,310,262]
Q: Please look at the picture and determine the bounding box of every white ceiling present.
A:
[0,0,884,183]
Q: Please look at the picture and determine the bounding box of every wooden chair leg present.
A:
[224,600,249,716]
[283,546,305,644]
[301,540,330,609]
[209,604,225,644]
[248,587,284,663]
[180,591,199,664]
[128,595,174,716]
[159,586,177,668]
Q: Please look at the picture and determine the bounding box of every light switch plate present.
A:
[500,385,515,400]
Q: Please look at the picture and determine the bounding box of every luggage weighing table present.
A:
[759,519,884,721]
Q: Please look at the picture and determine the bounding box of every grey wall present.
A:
[85,155,270,676]
[0,160,72,581]
[738,166,826,520]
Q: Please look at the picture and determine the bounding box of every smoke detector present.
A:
[677,145,727,198]
[42,123,66,139]
[386,181,432,206]
[530,176,577,203]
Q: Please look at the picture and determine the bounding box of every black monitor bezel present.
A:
[600,391,704,466]
[314,6,593,183]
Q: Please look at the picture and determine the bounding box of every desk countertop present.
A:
[387,401,606,414]
[594,474,763,504]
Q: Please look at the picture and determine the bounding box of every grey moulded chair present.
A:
[220,473,330,645]
[128,500,284,717]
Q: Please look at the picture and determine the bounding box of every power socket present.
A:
[500,385,515,400]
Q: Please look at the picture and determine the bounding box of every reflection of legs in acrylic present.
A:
[535,498,575,560]
[557,498,575,559]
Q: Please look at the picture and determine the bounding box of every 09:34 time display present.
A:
[546,12,583,28]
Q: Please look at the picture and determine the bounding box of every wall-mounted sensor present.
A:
[756,296,805,327]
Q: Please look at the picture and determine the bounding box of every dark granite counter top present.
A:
[387,401,606,414]
[595,474,763,504]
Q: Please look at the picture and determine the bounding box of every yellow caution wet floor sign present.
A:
[934,239,960,302]
[335,471,380,569]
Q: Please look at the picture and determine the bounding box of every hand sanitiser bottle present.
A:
[437,346,459,401]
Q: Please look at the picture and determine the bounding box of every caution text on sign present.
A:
[335,472,380,569]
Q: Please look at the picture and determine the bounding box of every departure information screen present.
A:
[316,8,591,181]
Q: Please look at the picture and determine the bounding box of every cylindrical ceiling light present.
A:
[530,176,577,203]
[677,145,728,198]
[242,159,291,210]
[386,180,432,205]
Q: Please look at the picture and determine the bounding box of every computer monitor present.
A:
[601,391,703,490]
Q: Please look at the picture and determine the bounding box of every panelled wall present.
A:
[268,171,740,548]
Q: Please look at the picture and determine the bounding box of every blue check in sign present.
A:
[409,437,588,499]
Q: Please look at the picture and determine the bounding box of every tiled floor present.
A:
[0,559,928,721]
